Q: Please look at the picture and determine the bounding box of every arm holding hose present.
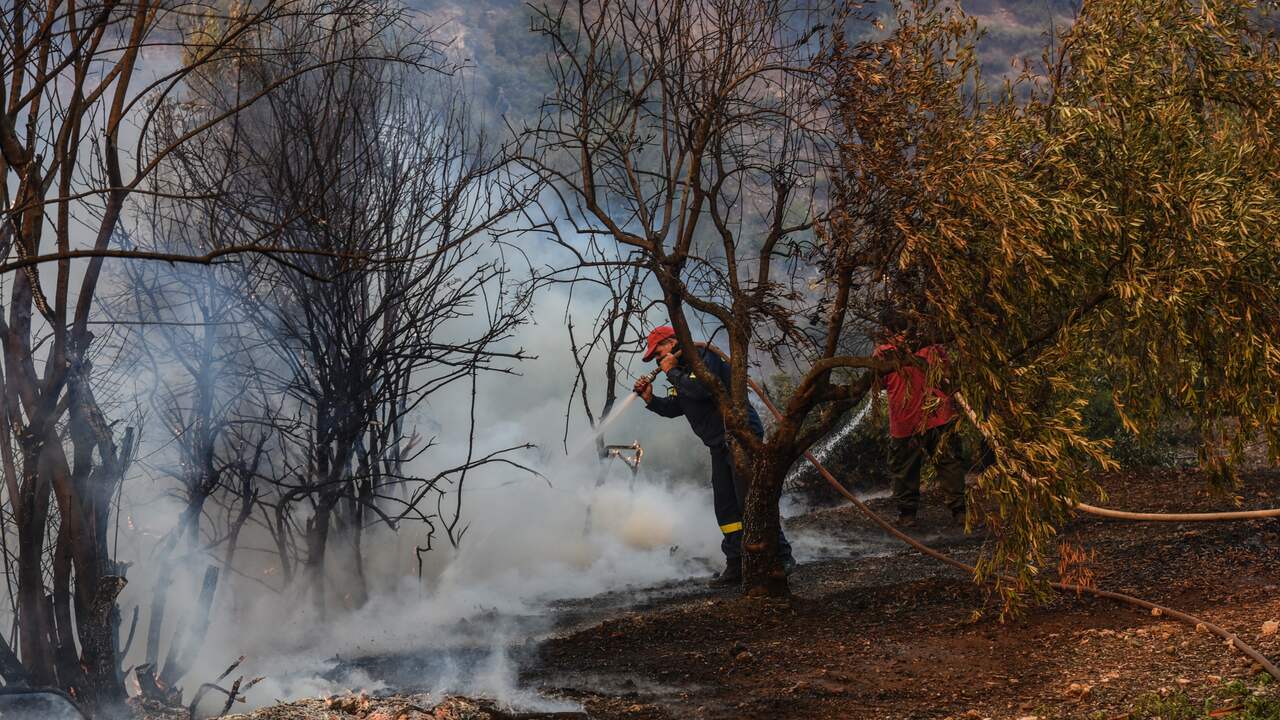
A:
[644,392,684,418]
[665,349,717,401]
[634,358,685,418]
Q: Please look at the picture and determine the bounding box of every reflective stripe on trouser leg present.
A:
[709,444,743,560]
[709,444,792,561]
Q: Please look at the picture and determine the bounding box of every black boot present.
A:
[708,560,743,588]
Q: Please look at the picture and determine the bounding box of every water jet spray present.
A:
[568,350,682,459]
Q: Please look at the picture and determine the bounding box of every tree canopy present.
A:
[826,0,1280,604]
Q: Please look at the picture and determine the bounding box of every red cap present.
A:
[642,325,676,362]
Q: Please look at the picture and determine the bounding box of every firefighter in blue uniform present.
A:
[632,325,795,587]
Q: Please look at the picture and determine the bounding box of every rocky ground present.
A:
[187,467,1280,720]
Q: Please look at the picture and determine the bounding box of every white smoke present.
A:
[184,459,719,713]
[113,285,739,714]
[33,5,864,715]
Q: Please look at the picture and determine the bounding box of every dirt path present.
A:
[526,469,1280,720]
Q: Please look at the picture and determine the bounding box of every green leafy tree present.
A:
[829,0,1280,604]
[528,0,1279,601]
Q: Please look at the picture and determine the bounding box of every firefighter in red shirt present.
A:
[874,310,968,528]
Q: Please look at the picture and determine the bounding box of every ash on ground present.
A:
[207,692,586,720]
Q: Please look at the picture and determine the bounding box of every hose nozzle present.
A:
[634,350,682,393]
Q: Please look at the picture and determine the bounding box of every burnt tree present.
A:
[206,49,537,614]
[0,0,428,709]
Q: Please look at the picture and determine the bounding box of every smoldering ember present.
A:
[2,0,1280,718]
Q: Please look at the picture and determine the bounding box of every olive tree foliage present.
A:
[528,0,1280,602]
[826,0,1280,604]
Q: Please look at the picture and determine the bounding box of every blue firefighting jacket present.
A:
[644,347,764,447]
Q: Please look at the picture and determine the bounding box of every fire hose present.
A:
[650,344,1279,680]
[754,378,1279,680]
[1072,502,1280,521]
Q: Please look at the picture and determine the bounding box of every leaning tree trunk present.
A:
[739,452,789,597]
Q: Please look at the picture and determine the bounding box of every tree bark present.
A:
[304,501,333,619]
[17,450,55,686]
[740,455,789,597]
[79,575,128,713]
[52,525,86,687]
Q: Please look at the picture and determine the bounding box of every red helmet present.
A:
[642,325,676,361]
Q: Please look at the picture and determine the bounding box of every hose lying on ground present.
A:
[717,359,1280,681]
[946,394,1280,523]
[1072,502,1280,522]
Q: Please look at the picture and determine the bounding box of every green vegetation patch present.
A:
[1121,676,1280,719]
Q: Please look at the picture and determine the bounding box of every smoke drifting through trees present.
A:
[520,0,1280,601]
[2,0,536,713]
[140,26,535,617]
[3,0,1279,715]
[519,0,904,597]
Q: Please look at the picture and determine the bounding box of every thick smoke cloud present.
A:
[92,0,950,709]
[111,277,732,712]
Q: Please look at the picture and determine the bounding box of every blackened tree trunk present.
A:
[304,497,335,619]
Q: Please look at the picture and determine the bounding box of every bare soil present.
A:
[198,467,1280,720]
[526,467,1280,720]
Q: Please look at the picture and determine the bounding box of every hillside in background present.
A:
[965,0,1079,74]
[415,0,1083,125]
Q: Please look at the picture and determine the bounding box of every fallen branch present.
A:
[186,656,264,719]
[214,656,246,683]
[219,677,243,717]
